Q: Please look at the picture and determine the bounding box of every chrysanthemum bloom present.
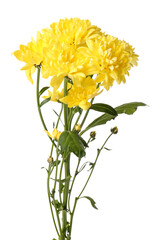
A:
[13,17,138,101]
[78,35,138,90]
[13,18,102,84]
[12,32,48,83]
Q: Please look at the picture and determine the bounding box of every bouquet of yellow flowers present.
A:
[13,18,146,240]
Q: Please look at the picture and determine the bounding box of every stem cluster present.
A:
[36,69,114,240]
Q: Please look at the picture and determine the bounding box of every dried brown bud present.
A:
[111,126,118,134]
[90,131,96,138]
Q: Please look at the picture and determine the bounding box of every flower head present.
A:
[13,18,138,93]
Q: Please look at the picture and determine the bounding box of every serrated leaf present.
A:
[90,103,117,116]
[40,97,51,107]
[115,102,146,115]
[59,131,87,158]
[39,86,50,97]
[85,113,116,132]
[82,196,98,210]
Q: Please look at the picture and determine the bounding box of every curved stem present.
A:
[78,133,113,198]
[36,66,56,147]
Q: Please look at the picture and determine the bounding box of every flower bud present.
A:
[111,126,118,134]
[75,123,81,132]
[90,131,96,138]
[47,156,53,163]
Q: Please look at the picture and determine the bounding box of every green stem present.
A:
[78,133,113,198]
[36,66,56,147]
[62,77,71,240]
[72,110,83,131]
[69,132,113,235]
[80,83,100,129]
[51,144,62,235]
[47,163,60,237]
[68,157,81,213]
[56,104,63,129]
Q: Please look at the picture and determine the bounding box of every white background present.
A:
[0,0,160,239]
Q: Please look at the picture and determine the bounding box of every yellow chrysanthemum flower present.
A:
[13,17,138,92]
[60,76,102,110]
[45,129,61,141]
[43,18,102,48]
[78,35,138,90]
[12,31,48,83]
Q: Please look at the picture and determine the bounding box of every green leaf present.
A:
[52,200,63,212]
[41,167,48,173]
[59,131,87,158]
[40,97,51,107]
[77,162,90,174]
[39,86,50,97]
[82,196,98,210]
[50,176,71,183]
[115,102,146,115]
[84,113,116,132]
[90,103,117,116]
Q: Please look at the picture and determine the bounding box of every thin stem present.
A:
[56,104,63,129]
[36,66,56,147]
[68,157,81,213]
[51,144,62,235]
[72,110,83,131]
[69,197,78,234]
[78,133,113,198]
[69,132,113,235]
[58,157,65,204]
[47,163,60,236]
[80,83,100,129]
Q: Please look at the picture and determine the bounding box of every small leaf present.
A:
[59,131,86,158]
[41,167,48,173]
[84,113,116,132]
[115,102,146,115]
[104,147,112,151]
[40,97,51,107]
[50,176,71,183]
[90,103,117,116]
[88,162,95,171]
[52,160,61,168]
[78,162,89,174]
[39,86,50,97]
[81,196,98,210]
